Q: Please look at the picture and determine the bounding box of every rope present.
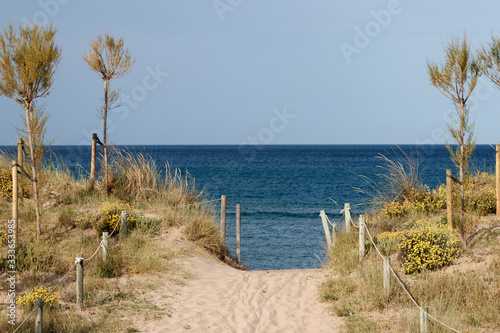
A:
[388,264,421,309]
[13,263,77,333]
[364,218,460,332]
[364,223,384,260]
[426,313,461,333]
[327,208,461,332]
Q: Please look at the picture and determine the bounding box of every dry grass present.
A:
[321,214,500,333]
[0,147,230,332]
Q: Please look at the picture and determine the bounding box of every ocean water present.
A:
[2,144,496,270]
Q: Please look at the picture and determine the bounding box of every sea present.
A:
[1,144,496,270]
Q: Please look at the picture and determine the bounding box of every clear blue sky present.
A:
[1,1,500,146]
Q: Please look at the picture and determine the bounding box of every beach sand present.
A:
[142,254,343,332]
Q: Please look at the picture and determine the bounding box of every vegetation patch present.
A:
[399,220,461,274]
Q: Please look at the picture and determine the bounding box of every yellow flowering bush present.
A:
[399,220,460,274]
[0,167,13,200]
[95,201,136,233]
[75,213,95,230]
[0,229,7,246]
[382,186,445,218]
[375,230,404,255]
[16,286,58,310]
[382,172,495,218]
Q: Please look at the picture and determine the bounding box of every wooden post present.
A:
[359,214,366,261]
[332,224,337,247]
[221,195,227,245]
[319,210,333,249]
[446,169,453,229]
[345,203,351,234]
[496,145,500,217]
[120,211,127,240]
[76,254,84,309]
[12,161,18,245]
[420,306,428,333]
[17,138,23,200]
[102,232,109,261]
[236,204,241,264]
[89,133,97,190]
[383,257,391,298]
[35,298,43,333]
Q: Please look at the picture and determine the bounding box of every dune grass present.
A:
[0,147,230,332]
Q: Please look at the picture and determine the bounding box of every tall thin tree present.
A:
[0,23,61,237]
[479,34,500,90]
[83,34,134,194]
[427,33,480,242]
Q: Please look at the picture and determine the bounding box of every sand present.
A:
[142,255,343,332]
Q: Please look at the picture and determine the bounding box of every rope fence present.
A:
[320,205,463,333]
[12,197,224,332]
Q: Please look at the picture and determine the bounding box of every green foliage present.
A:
[15,239,66,274]
[381,185,446,218]
[135,216,161,235]
[375,230,404,255]
[16,286,58,310]
[57,206,76,228]
[399,220,461,274]
[0,229,7,246]
[0,167,12,200]
[427,32,479,177]
[94,254,123,278]
[382,171,496,218]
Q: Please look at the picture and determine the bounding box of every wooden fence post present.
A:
[102,232,109,261]
[359,214,366,261]
[221,195,227,245]
[446,169,453,229]
[345,203,351,234]
[420,306,428,333]
[383,257,391,298]
[319,210,333,249]
[236,204,241,264]
[496,145,500,217]
[12,161,18,245]
[76,254,84,309]
[120,211,127,240]
[35,298,43,333]
[17,138,23,200]
[89,133,97,190]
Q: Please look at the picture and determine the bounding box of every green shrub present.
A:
[0,168,12,200]
[399,220,461,274]
[94,254,123,278]
[57,206,76,228]
[375,230,404,256]
[0,229,7,246]
[382,186,446,218]
[463,171,496,215]
[135,216,160,235]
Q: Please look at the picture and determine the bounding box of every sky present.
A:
[1,1,500,146]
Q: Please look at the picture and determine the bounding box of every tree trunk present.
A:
[104,79,109,194]
[459,103,466,247]
[24,102,42,237]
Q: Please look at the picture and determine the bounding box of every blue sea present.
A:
[2,144,496,270]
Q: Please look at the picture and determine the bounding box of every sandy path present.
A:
[143,255,342,333]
